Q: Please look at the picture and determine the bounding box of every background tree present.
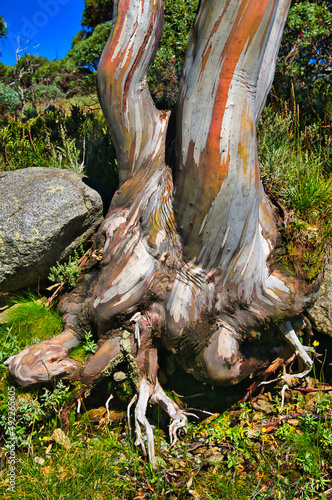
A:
[148,0,198,109]
[0,15,7,58]
[81,0,114,30]
[65,0,114,73]
[0,15,6,39]
[6,0,321,467]
[66,21,113,72]
[66,0,198,104]
[0,54,94,119]
[274,0,332,127]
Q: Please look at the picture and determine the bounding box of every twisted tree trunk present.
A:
[6,0,317,467]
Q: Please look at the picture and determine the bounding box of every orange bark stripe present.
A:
[181,0,277,254]
[201,0,276,198]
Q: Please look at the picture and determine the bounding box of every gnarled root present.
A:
[133,379,156,466]
[150,380,190,446]
[258,320,316,409]
[128,378,190,468]
[4,330,80,386]
[278,320,314,380]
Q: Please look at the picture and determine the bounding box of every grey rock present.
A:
[0,167,105,292]
[307,259,332,337]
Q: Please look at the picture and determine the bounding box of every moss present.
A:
[115,379,134,402]
[0,294,63,364]
[69,345,89,362]
[119,331,141,388]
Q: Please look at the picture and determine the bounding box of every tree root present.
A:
[258,320,315,392]
[128,378,193,468]
[133,379,156,466]
[279,320,314,379]
[4,330,80,386]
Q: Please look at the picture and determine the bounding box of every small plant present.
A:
[257,104,331,281]
[49,123,86,174]
[0,380,69,451]
[82,331,98,355]
[48,240,85,287]
[48,256,81,287]
[0,326,20,363]
[40,380,69,413]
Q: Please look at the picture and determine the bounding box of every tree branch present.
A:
[97,0,168,186]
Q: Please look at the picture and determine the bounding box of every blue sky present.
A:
[1,0,85,66]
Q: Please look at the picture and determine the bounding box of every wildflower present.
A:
[313,340,319,347]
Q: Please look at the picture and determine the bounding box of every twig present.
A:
[46,282,65,308]
[235,358,285,408]
[105,394,114,423]
[28,122,37,153]
[254,411,332,432]
[294,386,332,393]
[4,145,13,170]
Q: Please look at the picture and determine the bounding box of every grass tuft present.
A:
[0,293,63,362]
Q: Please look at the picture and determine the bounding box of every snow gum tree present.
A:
[6,0,319,466]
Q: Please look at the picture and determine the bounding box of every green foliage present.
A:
[0,104,118,191]
[70,331,98,361]
[1,384,331,499]
[70,331,98,362]
[48,258,81,288]
[258,103,331,211]
[48,123,86,173]
[0,119,45,170]
[66,0,114,75]
[257,104,331,280]
[66,21,113,72]
[0,53,92,119]
[0,294,63,356]
[48,241,85,287]
[0,83,20,115]
[81,0,113,32]
[0,327,20,364]
[148,0,199,109]
[39,380,70,414]
[0,380,69,450]
[0,15,7,40]
[287,165,332,220]
[275,0,332,126]
[82,331,98,355]
[0,294,67,450]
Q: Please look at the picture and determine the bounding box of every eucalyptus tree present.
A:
[0,15,6,56]
[6,0,318,466]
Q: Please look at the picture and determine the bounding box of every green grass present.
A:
[257,104,332,281]
[1,378,332,499]
[0,293,63,363]
[0,87,331,500]
[0,295,331,499]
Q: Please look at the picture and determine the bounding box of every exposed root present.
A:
[133,379,155,466]
[150,380,193,446]
[127,378,193,468]
[280,383,288,410]
[127,394,137,436]
[4,330,81,386]
[278,321,314,380]
[257,321,316,407]
[130,312,142,349]
[105,394,114,423]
